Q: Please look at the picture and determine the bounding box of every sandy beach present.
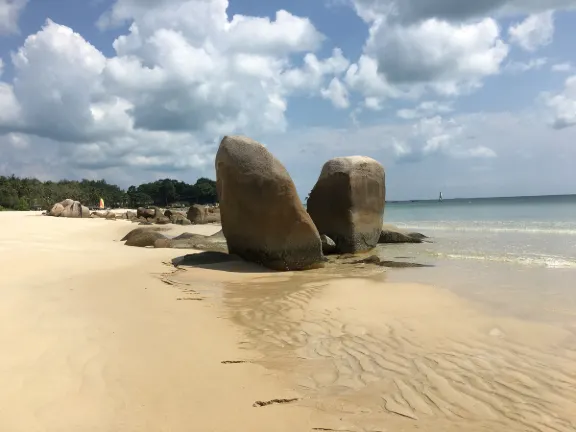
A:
[2,211,576,432]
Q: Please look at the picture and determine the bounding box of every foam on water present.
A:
[395,221,576,236]
[431,251,576,269]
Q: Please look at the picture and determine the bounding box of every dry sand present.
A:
[2,211,576,432]
[0,212,332,432]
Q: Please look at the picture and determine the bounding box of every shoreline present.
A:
[1,212,576,431]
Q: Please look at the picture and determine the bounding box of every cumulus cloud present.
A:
[543,75,576,129]
[267,111,544,199]
[508,11,555,51]
[368,18,508,85]
[352,0,576,24]
[321,77,350,109]
[504,57,547,74]
[281,48,350,93]
[0,0,27,35]
[341,0,573,112]
[397,101,453,119]
[403,116,498,161]
[345,16,509,106]
[0,0,349,174]
[345,55,402,109]
[551,62,573,73]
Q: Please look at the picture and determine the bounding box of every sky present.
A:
[0,0,575,200]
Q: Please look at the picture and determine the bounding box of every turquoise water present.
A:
[379,195,576,322]
[384,195,576,269]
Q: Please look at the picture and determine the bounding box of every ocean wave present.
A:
[431,252,576,269]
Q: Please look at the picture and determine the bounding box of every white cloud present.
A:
[6,132,28,149]
[368,18,508,85]
[4,109,575,200]
[543,75,576,129]
[0,0,27,35]
[364,96,383,111]
[397,100,453,119]
[405,116,498,160]
[1,0,575,199]
[0,82,20,124]
[508,11,555,52]
[345,55,403,110]
[346,17,508,104]
[412,116,462,156]
[551,62,573,73]
[321,77,350,109]
[504,57,547,74]
[281,48,350,93]
[269,109,576,200]
[0,1,349,174]
[352,0,576,24]
[465,146,497,158]
[3,20,126,142]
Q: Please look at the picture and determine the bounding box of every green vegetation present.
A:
[0,175,217,211]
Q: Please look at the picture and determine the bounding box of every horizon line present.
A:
[385,193,576,203]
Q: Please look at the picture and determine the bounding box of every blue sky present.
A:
[1,0,576,200]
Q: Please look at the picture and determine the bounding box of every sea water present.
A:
[385,195,576,269]
[380,195,576,323]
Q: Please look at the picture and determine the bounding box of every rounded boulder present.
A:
[215,135,323,270]
[307,156,385,253]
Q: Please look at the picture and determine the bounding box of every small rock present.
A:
[378,229,423,244]
[155,216,171,225]
[320,234,337,255]
[125,231,168,247]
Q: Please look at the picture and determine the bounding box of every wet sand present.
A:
[2,211,576,431]
[169,260,576,431]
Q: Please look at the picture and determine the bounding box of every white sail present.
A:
[439,192,443,201]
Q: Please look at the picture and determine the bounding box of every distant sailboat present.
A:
[99,198,105,209]
[439,192,443,202]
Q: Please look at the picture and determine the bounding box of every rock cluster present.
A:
[120,135,427,271]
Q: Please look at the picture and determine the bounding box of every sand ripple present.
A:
[217,274,576,432]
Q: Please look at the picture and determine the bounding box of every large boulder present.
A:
[187,204,205,224]
[215,135,323,270]
[49,200,90,218]
[307,156,385,254]
[186,205,221,224]
[137,207,156,219]
[49,203,65,217]
[60,199,75,208]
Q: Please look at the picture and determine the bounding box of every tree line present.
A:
[0,175,218,211]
